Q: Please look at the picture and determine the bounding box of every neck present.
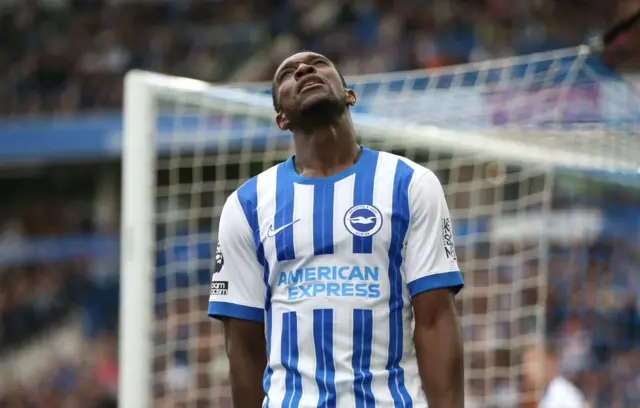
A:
[291,112,360,178]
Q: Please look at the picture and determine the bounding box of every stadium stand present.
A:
[1,0,638,115]
[0,1,638,407]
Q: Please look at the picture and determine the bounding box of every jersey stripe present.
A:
[282,312,302,408]
[313,184,335,255]
[314,309,336,408]
[353,309,375,408]
[236,178,261,263]
[352,149,379,254]
[263,304,273,408]
[292,183,314,259]
[275,164,296,261]
[386,160,414,407]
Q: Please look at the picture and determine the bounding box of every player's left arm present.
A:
[404,170,465,408]
[208,192,267,408]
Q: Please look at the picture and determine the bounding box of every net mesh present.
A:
[141,48,640,408]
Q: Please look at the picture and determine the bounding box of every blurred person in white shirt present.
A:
[523,342,588,408]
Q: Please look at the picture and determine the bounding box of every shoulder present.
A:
[231,163,282,209]
[221,163,282,229]
[374,150,436,186]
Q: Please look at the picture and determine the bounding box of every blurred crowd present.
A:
[1,0,639,116]
[1,333,118,408]
[0,174,119,407]
[546,238,640,407]
[0,0,639,407]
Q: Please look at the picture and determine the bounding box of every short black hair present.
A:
[271,67,348,112]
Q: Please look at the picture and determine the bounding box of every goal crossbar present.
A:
[126,70,638,173]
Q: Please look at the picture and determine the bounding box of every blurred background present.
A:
[0,0,639,407]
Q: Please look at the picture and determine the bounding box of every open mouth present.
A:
[299,78,325,93]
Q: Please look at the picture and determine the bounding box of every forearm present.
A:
[414,301,464,408]
[227,348,266,408]
[223,319,267,408]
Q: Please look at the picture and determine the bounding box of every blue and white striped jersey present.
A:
[208,147,464,408]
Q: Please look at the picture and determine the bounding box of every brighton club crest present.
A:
[344,204,383,237]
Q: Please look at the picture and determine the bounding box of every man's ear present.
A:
[276,111,289,130]
[345,89,356,106]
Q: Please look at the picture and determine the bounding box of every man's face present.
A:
[273,52,353,130]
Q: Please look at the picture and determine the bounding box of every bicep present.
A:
[412,287,464,404]
[412,287,459,330]
[222,317,268,398]
[223,317,267,358]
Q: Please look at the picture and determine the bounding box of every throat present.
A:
[294,143,362,179]
[291,110,361,179]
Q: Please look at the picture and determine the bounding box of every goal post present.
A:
[119,71,158,408]
[119,46,640,408]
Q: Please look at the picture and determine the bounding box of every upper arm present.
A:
[208,192,266,323]
[404,170,464,299]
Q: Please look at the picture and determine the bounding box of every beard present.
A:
[288,92,347,130]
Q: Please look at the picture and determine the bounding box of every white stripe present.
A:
[333,174,356,255]
[257,166,279,270]
[336,305,356,408]
[369,152,399,404]
[287,315,294,408]
[298,315,318,406]
[289,182,320,406]
[358,312,366,407]
[292,183,314,260]
[322,310,329,406]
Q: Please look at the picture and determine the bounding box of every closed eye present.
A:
[278,69,293,82]
[313,59,329,66]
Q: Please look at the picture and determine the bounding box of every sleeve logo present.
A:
[214,241,224,274]
[441,218,457,261]
[210,281,228,296]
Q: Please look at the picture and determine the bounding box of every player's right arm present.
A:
[208,192,267,408]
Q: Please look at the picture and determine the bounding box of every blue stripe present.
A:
[352,309,375,408]
[281,312,302,408]
[275,164,296,261]
[407,271,464,297]
[313,184,335,255]
[352,149,379,254]
[207,301,264,322]
[263,289,273,406]
[237,177,262,265]
[314,309,336,408]
[386,160,414,407]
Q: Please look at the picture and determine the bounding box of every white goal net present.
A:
[119,46,640,408]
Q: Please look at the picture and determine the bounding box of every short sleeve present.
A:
[404,170,464,297]
[207,192,266,322]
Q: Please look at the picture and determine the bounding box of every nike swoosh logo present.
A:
[266,219,300,237]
